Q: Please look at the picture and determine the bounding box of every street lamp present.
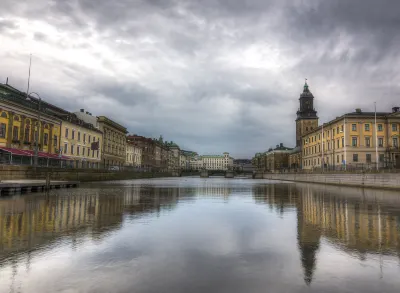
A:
[26,92,41,167]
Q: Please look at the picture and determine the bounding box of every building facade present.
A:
[302,108,400,170]
[126,141,142,167]
[0,83,64,165]
[127,135,155,170]
[190,152,234,170]
[252,144,292,172]
[97,116,128,168]
[59,114,103,168]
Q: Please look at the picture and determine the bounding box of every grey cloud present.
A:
[1,0,400,157]
[0,19,18,32]
[34,32,47,41]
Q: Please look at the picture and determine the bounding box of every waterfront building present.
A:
[166,141,180,171]
[189,152,234,170]
[233,159,255,172]
[0,83,66,165]
[127,135,155,171]
[125,141,142,167]
[179,150,192,170]
[97,116,128,168]
[57,113,103,168]
[252,144,293,172]
[302,107,400,170]
[75,110,128,168]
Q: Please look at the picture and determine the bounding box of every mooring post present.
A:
[46,172,50,190]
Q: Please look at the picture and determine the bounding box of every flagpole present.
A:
[25,54,32,98]
[375,102,379,171]
[344,115,347,171]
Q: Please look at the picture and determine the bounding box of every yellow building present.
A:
[97,116,128,168]
[59,114,103,168]
[0,83,62,165]
[302,108,400,170]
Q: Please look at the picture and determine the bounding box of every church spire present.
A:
[304,78,309,92]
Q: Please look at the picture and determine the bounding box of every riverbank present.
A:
[0,165,199,182]
[261,172,400,190]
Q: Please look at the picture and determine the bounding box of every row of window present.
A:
[351,123,398,132]
[65,128,99,144]
[304,137,398,156]
[303,153,386,167]
[305,123,399,145]
[0,124,58,147]
[63,143,99,158]
[106,130,126,145]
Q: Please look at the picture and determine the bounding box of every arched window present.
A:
[25,125,30,142]
[13,115,20,121]
[1,112,7,118]
[26,119,31,125]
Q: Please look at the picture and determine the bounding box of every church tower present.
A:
[295,81,319,147]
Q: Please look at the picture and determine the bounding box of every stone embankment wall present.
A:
[0,165,175,182]
[262,172,400,190]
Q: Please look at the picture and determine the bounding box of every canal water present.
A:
[1,178,400,293]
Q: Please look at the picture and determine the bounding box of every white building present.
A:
[126,141,142,167]
[189,152,234,170]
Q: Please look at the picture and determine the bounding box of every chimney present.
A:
[6,77,8,85]
[392,107,400,113]
[80,109,84,112]
[355,108,362,113]
[280,143,283,147]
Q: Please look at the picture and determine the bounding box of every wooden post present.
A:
[46,171,50,190]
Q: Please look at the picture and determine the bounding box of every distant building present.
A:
[127,135,155,171]
[97,116,128,168]
[189,152,234,171]
[233,159,255,172]
[126,141,142,167]
[252,143,293,172]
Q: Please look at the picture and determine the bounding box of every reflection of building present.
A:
[297,186,400,254]
[254,183,400,285]
[296,189,321,285]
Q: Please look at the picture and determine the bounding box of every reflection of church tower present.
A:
[296,194,321,285]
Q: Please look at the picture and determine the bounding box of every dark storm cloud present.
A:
[1,0,400,157]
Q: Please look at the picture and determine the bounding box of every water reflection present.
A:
[0,179,399,293]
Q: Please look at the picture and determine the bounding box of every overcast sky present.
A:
[1,0,400,158]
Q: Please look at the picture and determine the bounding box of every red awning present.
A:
[0,147,32,156]
[0,147,73,160]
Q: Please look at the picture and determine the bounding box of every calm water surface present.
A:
[1,178,400,293]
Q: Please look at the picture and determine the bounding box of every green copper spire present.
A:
[304,78,309,91]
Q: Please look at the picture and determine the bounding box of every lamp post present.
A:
[26,92,41,168]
